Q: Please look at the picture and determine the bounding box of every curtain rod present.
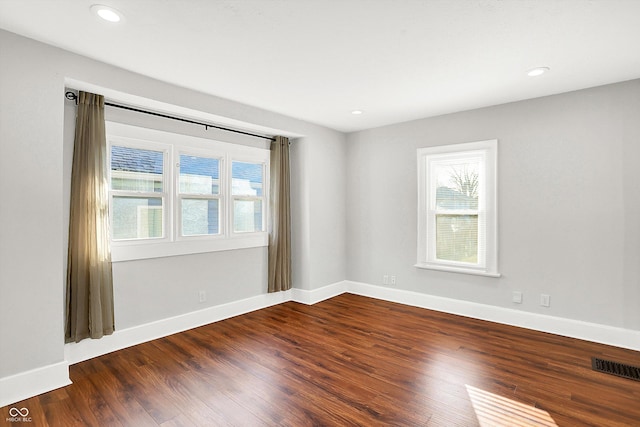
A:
[65,91,276,142]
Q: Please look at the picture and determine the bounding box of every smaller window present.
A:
[178,154,222,237]
[231,161,265,233]
[417,139,499,277]
[110,145,167,241]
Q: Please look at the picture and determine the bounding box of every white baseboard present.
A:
[60,279,640,364]
[65,289,293,365]
[64,281,350,366]
[5,279,638,407]
[0,361,71,408]
[292,281,347,305]
[345,280,640,352]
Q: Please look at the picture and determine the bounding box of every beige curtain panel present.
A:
[268,136,292,292]
[66,91,115,343]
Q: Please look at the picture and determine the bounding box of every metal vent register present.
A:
[591,357,640,381]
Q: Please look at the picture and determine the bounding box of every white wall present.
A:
[2,25,637,405]
[0,29,347,384]
[0,30,66,382]
[291,132,347,290]
[346,79,640,332]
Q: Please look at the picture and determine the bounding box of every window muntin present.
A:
[106,122,269,261]
[417,140,498,277]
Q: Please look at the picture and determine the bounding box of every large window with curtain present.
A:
[416,139,499,277]
[107,121,269,261]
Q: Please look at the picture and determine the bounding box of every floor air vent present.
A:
[591,357,640,381]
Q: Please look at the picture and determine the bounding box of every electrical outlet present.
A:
[199,290,207,303]
[390,275,396,286]
[540,294,550,307]
[383,275,389,285]
[512,291,523,304]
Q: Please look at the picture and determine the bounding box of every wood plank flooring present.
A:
[3,293,640,426]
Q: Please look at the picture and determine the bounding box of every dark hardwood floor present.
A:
[3,293,640,426]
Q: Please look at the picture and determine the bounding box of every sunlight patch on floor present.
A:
[465,384,557,427]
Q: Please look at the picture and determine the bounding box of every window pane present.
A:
[111,146,163,192]
[182,199,219,236]
[232,162,263,196]
[434,161,479,210]
[112,196,163,239]
[180,155,220,195]
[436,214,478,263]
[234,199,263,232]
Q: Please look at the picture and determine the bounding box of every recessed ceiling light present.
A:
[351,110,363,115]
[91,4,123,23]
[527,67,550,77]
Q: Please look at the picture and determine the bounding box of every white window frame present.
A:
[416,139,499,277]
[107,121,269,262]
[108,137,171,244]
[175,148,225,241]
[230,158,267,234]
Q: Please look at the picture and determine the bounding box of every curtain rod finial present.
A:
[65,91,78,104]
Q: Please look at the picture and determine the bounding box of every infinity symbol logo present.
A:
[9,407,29,417]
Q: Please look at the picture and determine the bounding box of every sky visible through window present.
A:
[110,146,264,239]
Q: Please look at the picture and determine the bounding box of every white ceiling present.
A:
[1,0,639,132]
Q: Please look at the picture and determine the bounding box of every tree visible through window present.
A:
[435,161,480,264]
[417,140,499,277]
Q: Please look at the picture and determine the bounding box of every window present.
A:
[110,144,168,241]
[231,161,265,233]
[107,122,269,261]
[178,154,221,236]
[416,139,499,277]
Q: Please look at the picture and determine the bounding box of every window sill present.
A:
[414,262,501,278]
[111,234,268,262]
